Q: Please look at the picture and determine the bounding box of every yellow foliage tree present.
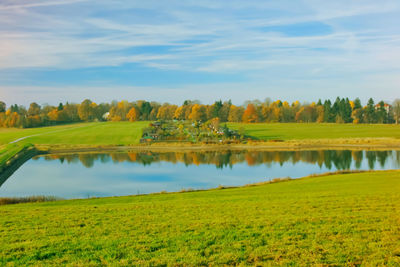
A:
[126,107,138,122]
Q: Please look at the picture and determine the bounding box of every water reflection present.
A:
[36,150,400,171]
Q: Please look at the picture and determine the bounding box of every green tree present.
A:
[78,99,95,121]
[376,101,387,123]
[364,98,376,123]
[0,101,5,113]
[28,102,41,116]
[323,100,333,122]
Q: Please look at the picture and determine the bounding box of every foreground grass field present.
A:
[229,122,400,140]
[1,171,400,265]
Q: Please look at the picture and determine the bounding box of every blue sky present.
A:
[1,0,400,106]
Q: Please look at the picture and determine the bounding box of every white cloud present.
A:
[0,0,400,102]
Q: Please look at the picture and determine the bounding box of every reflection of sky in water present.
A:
[1,151,399,199]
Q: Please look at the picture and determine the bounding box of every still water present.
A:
[1,150,399,199]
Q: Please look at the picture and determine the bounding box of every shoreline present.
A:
[1,138,400,187]
[36,138,400,154]
[1,169,399,205]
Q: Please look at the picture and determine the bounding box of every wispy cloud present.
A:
[0,0,88,10]
[0,0,400,103]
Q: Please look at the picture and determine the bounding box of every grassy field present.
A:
[1,123,400,264]
[0,122,149,146]
[1,171,399,265]
[0,122,399,148]
[1,122,400,147]
[229,122,400,140]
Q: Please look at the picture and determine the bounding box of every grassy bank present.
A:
[2,122,400,147]
[0,143,34,167]
[0,195,61,205]
[228,122,400,140]
[1,171,400,265]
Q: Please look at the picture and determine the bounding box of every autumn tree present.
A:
[126,107,139,122]
[228,105,244,122]
[157,104,177,120]
[295,106,317,122]
[47,109,59,122]
[188,104,207,122]
[63,103,80,122]
[28,102,41,116]
[109,100,131,121]
[174,106,185,120]
[316,105,324,123]
[78,99,96,121]
[149,102,161,121]
[352,108,363,124]
[242,104,258,123]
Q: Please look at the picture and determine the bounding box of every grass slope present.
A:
[1,171,400,265]
[0,122,149,146]
[228,122,400,140]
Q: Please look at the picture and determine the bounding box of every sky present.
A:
[1,0,400,106]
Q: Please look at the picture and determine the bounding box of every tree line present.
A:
[1,97,400,128]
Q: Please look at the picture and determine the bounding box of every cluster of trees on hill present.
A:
[1,97,400,128]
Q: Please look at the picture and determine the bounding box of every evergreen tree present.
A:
[10,104,19,114]
[365,98,376,123]
[353,98,362,109]
[323,100,332,122]
[376,101,387,123]
[0,101,5,113]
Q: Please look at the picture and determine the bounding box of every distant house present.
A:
[375,103,391,113]
[102,112,110,120]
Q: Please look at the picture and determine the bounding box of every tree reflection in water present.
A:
[36,150,400,171]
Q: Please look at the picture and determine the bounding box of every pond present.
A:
[1,150,399,199]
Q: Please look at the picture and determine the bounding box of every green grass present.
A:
[1,122,399,148]
[0,143,33,166]
[228,122,400,140]
[1,171,400,265]
[0,121,149,146]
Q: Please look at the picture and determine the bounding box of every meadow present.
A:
[1,171,400,265]
[0,122,149,146]
[228,122,400,140]
[1,122,400,147]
